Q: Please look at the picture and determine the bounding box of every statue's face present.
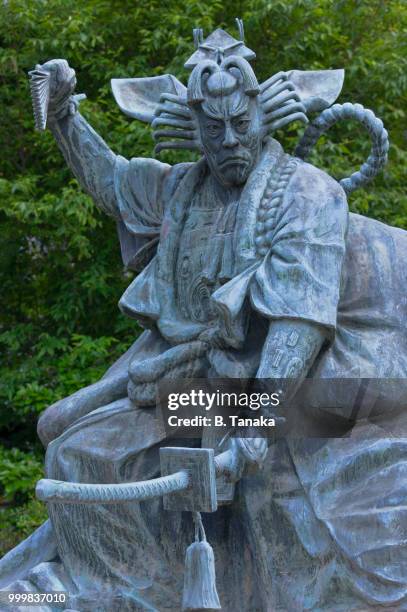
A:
[196,90,262,188]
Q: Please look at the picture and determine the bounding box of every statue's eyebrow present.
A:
[202,107,224,121]
[230,97,250,117]
[231,108,250,119]
[201,96,250,120]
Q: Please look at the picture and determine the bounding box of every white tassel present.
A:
[182,512,221,611]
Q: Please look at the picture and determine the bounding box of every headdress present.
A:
[111,19,344,154]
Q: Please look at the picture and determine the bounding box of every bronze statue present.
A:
[1,21,406,612]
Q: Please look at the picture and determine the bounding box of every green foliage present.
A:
[0,331,131,445]
[0,0,406,551]
[0,447,47,555]
[0,447,43,501]
[0,497,48,557]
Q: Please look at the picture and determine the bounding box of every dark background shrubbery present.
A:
[0,0,406,554]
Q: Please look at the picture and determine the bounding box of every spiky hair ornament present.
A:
[110,19,388,194]
[111,20,341,153]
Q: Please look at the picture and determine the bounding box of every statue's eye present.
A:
[206,123,222,137]
[234,119,250,133]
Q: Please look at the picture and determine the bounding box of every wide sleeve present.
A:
[250,163,348,336]
[113,155,190,271]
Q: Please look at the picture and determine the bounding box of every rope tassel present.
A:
[182,512,221,611]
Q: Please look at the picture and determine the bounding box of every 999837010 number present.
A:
[0,592,68,607]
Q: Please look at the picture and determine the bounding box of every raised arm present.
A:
[32,59,118,217]
[30,59,181,273]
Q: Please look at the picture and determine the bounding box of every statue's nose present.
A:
[222,125,238,148]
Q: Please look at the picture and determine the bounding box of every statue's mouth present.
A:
[219,156,249,168]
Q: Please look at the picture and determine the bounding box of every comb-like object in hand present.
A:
[28,67,51,130]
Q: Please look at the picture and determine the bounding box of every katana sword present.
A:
[36,446,244,513]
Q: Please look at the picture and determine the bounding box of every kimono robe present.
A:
[1,138,407,612]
